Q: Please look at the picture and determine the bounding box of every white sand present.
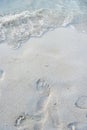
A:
[0,27,87,130]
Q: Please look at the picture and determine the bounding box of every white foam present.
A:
[0,8,87,49]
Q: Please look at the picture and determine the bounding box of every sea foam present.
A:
[0,0,87,48]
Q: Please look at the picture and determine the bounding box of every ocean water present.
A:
[0,0,87,48]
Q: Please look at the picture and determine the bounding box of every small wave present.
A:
[0,8,87,49]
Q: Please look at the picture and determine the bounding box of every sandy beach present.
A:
[0,27,87,130]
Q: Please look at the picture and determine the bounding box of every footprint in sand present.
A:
[75,96,87,109]
[14,112,35,130]
[14,113,28,127]
[15,79,51,130]
[35,79,51,113]
[68,122,87,130]
[36,79,50,97]
[35,79,51,129]
[15,112,45,130]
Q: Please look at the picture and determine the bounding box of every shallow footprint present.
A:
[68,122,87,130]
[14,113,29,127]
[36,79,50,97]
[75,96,87,109]
[15,112,45,130]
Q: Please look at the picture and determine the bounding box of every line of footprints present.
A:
[14,79,87,130]
[14,79,59,130]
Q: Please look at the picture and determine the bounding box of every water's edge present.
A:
[0,8,87,49]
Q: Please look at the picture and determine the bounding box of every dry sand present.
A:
[0,27,87,130]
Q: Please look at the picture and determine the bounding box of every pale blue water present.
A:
[0,0,86,14]
[0,0,87,48]
[0,0,87,13]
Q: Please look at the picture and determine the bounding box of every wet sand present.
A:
[0,27,87,130]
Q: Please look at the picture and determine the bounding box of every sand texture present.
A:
[0,27,87,130]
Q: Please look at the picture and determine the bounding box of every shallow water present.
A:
[0,0,87,48]
[0,0,87,13]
